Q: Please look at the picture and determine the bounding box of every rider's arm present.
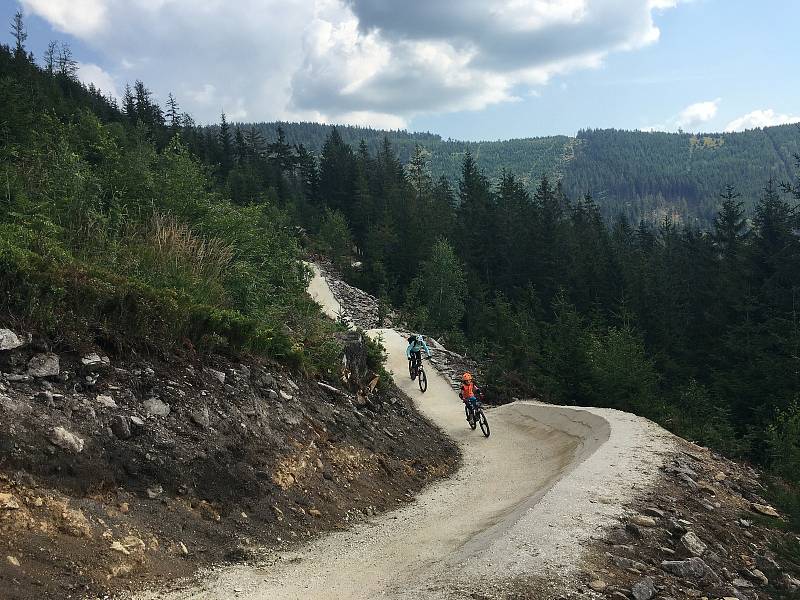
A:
[421,339,432,357]
[405,344,412,359]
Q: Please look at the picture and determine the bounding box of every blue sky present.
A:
[4,0,799,141]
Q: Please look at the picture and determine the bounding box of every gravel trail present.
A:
[138,271,676,599]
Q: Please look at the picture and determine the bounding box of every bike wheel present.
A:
[409,360,416,380]
[418,368,427,392]
[468,406,477,430]
[479,409,490,437]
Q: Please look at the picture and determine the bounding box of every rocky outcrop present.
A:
[0,325,458,599]
[586,442,796,600]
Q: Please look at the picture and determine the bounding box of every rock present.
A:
[6,555,20,567]
[750,503,779,518]
[631,577,656,600]
[630,514,657,527]
[0,492,20,510]
[744,568,768,586]
[110,541,130,555]
[146,485,163,499]
[119,502,129,514]
[34,390,54,405]
[190,405,210,429]
[588,580,607,592]
[642,507,665,519]
[96,394,117,408]
[205,368,226,384]
[666,517,687,536]
[48,426,84,453]
[111,415,132,440]
[279,390,293,401]
[178,541,189,555]
[610,554,648,572]
[0,329,25,350]
[267,389,279,401]
[661,557,712,579]
[308,508,322,518]
[28,353,60,378]
[81,353,110,372]
[143,397,170,417]
[732,578,753,589]
[783,573,800,592]
[130,415,145,429]
[626,522,644,538]
[681,532,708,557]
[755,553,780,573]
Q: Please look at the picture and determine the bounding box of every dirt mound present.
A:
[0,329,458,599]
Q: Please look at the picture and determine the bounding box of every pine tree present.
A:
[44,41,57,73]
[122,84,136,123]
[166,93,181,131]
[218,111,233,176]
[712,186,747,258]
[57,44,77,79]
[234,126,247,165]
[11,10,27,57]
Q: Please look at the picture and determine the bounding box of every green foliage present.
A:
[767,401,800,483]
[404,239,466,335]
[318,209,353,270]
[0,44,340,375]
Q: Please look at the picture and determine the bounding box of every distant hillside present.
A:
[247,121,800,226]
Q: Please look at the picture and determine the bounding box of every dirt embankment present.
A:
[0,328,458,600]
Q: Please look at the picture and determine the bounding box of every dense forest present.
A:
[240,121,799,227]
[1,14,799,496]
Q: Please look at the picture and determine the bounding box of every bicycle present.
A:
[408,353,428,393]
[464,395,490,437]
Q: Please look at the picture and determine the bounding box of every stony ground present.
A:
[0,328,458,599]
[581,439,800,600]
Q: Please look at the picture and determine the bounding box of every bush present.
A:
[767,400,800,484]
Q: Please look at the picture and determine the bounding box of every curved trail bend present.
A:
[141,267,676,599]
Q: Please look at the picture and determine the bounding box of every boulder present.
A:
[631,577,656,600]
[190,405,210,429]
[96,394,117,409]
[28,353,60,378]
[110,415,131,440]
[0,329,25,351]
[630,514,657,527]
[588,580,607,592]
[279,390,293,401]
[205,367,226,384]
[681,532,707,557]
[81,353,110,372]
[143,397,170,417]
[0,493,20,510]
[48,426,84,453]
[661,557,713,579]
[751,503,779,518]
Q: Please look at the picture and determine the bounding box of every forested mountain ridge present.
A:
[245,121,799,226]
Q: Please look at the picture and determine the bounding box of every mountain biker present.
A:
[459,372,480,418]
[406,334,432,375]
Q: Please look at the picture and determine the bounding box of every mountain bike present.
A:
[408,353,428,393]
[465,397,490,437]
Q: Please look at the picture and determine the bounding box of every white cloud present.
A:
[644,98,721,132]
[21,0,684,127]
[724,109,800,132]
[676,98,720,128]
[22,0,107,37]
[77,62,119,99]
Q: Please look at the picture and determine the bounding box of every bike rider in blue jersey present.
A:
[406,334,432,378]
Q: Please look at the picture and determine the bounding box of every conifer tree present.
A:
[11,10,27,57]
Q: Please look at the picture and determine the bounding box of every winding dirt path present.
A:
[138,270,676,599]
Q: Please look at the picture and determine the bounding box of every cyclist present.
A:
[459,372,480,420]
[406,334,432,377]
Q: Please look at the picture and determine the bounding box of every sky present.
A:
[4,0,799,141]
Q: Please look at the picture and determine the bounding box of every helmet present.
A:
[462,372,473,382]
